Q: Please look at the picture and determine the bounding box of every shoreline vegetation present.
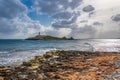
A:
[0,51,120,79]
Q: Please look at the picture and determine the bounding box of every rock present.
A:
[104,75,113,80]
[0,76,4,80]
[104,69,120,80]
[35,56,46,62]
[114,59,120,68]
[28,63,39,69]
[22,62,31,66]
[29,59,39,63]
[43,52,53,58]
[0,66,9,71]
[43,51,63,59]
[86,58,93,61]
[0,66,10,76]
[51,51,61,56]
[97,71,103,75]
[0,51,120,80]
[18,74,28,79]
[37,75,44,80]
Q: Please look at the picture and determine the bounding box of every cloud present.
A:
[34,0,82,29]
[80,20,88,23]
[45,28,72,37]
[93,22,103,26]
[0,0,27,19]
[82,5,95,12]
[0,19,18,34]
[70,25,96,38]
[34,0,82,15]
[32,0,120,39]
[0,0,48,39]
[111,14,120,22]
[52,13,79,28]
[52,11,73,19]
[75,0,120,38]
[0,0,70,39]
[0,0,28,38]
[1,0,120,39]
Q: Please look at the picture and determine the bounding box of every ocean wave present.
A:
[0,51,8,54]
[0,48,57,66]
[0,39,120,66]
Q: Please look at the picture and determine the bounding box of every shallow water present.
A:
[0,39,120,66]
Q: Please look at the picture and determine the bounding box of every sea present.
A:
[0,39,120,66]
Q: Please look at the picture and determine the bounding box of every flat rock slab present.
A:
[0,51,120,80]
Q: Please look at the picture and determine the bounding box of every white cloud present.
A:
[76,0,120,38]
[0,0,27,19]
[0,0,54,39]
[0,0,120,39]
[33,0,120,39]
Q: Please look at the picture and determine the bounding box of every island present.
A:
[26,32,74,40]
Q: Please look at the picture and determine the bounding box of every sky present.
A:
[0,0,120,39]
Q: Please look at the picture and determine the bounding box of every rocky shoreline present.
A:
[0,50,120,80]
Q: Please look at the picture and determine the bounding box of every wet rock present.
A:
[104,71,120,80]
[109,61,115,66]
[22,61,40,69]
[18,74,28,79]
[114,58,120,68]
[97,71,103,75]
[51,51,61,56]
[43,50,62,59]
[0,66,9,71]
[43,52,53,58]
[22,62,31,66]
[104,75,113,80]
[0,66,10,77]
[28,65,39,69]
[35,56,46,62]
[0,76,4,80]
[86,58,93,61]
[37,75,44,80]
[0,51,120,80]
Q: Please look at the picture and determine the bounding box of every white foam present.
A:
[0,48,57,66]
[0,51,8,54]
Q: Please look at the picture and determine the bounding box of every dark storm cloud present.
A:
[0,0,27,19]
[52,11,73,19]
[34,0,82,30]
[80,20,88,23]
[34,0,82,15]
[52,13,78,28]
[83,5,95,12]
[111,14,120,22]
[70,25,96,38]
[0,0,27,35]
[77,25,96,34]
[89,12,95,17]
[93,22,103,26]
[0,19,18,34]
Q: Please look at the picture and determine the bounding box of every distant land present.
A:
[26,32,74,40]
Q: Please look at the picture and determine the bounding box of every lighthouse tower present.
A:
[38,32,40,35]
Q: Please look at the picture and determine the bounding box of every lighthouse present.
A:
[38,32,40,35]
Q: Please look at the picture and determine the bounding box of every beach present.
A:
[0,50,120,80]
